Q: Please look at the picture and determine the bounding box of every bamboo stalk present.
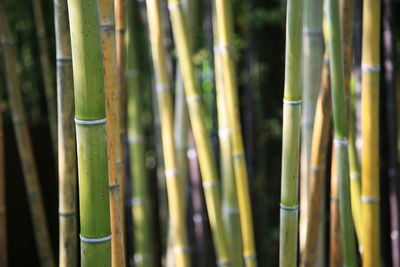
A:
[0,2,55,266]
[67,0,111,265]
[361,0,381,266]
[32,0,58,158]
[327,0,357,265]
[126,0,154,265]
[98,0,126,265]
[167,0,230,265]
[0,66,6,267]
[279,1,304,266]
[54,0,77,266]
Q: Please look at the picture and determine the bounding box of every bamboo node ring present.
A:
[303,29,323,38]
[218,128,230,138]
[74,117,106,125]
[333,138,348,147]
[330,196,339,202]
[202,180,219,189]
[283,99,302,105]
[233,153,245,159]
[362,64,380,73]
[173,246,189,253]
[156,84,170,92]
[168,2,180,11]
[244,254,256,259]
[125,70,138,77]
[213,44,233,53]
[165,169,179,178]
[350,172,361,180]
[361,196,380,203]
[58,211,76,217]
[217,259,231,266]
[128,135,144,144]
[56,58,72,64]
[131,197,147,206]
[80,234,112,243]
[100,24,116,31]
[134,253,152,262]
[186,95,201,103]
[109,184,120,192]
[222,206,240,215]
[280,203,298,211]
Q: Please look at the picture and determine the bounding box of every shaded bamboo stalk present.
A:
[0,66,6,267]
[126,0,154,265]
[167,0,231,265]
[299,0,324,256]
[361,0,381,266]
[98,0,126,265]
[212,2,243,266]
[32,0,57,158]
[300,50,331,267]
[327,0,357,265]
[0,2,55,266]
[212,1,256,264]
[67,0,111,265]
[279,0,304,266]
[54,0,77,266]
[145,0,191,266]
[383,0,400,265]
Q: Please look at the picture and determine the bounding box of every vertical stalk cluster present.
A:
[0,2,55,266]
[279,0,304,266]
[67,0,111,265]
[54,0,77,266]
[127,0,153,265]
[98,0,126,265]
[167,0,230,265]
[361,0,381,266]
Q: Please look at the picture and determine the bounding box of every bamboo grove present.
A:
[1,0,400,266]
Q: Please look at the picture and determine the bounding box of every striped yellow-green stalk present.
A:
[167,0,231,265]
[213,1,256,265]
[300,49,331,267]
[327,0,357,265]
[145,0,190,265]
[98,0,126,265]
[212,2,243,266]
[54,0,77,266]
[279,0,304,266]
[32,0,58,158]
[126,0,154,265]
[299,0,324,256]
[67,0,111,265]
[361,0,381,266]
[0,2,55,266]
[0,68,6,267]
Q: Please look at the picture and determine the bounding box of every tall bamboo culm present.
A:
[126,0,154,265]
[67,0,111,265]
[0,72,6,267]
[167,0,231,265]
[213,1,256,265]
[54,0,77,266]
[299,0,324,258]
[98,0,126,265]
[32,0,58,158]
[0,2,55,266]
[361,0,381,266]
[212,2,243,266]
[279,0,304,266]
[327,0,357,265]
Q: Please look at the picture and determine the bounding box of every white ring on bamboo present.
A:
[80,234,112,243]
[233,153,245,159]
[134,253,151,262]
[173,246,189,253]
[131,197,146,206]
[217,259,231,265]
[283,99,302,105]
[330,196,339,202]
[168,2,180,11]
[186,95,201,103]
[350,172,361,180]
[74,118,107,125]
[125,70,138,77]
[280,203,298,211]
[303,29,323,38]
[218,128,230,138]
[100,24,115,31]
[156,84,170,92]
[202,180,219,189]
[222,207,240,215]
[244,254,256,259]
[213,44,233,53]
[362,64,380,73]
[165,169,179,177]
[333,138,348,146]
[361,196,380,203]
[128,135,144,144]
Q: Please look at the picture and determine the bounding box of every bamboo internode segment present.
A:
[361,0,381,266]
[98,0,126,265]
[0,2,55,266]
[67,0,111,265]
[126,0,154,265]
[167,0,231,265]
[54,0,77,266]
[327,0,357,265]
[32,0,58,159]
[0,62,6,267]
[280,1,304,266]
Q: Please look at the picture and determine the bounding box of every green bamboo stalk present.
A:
[126,0,153,265]
[66,0,111,265]
[167,0,230,265]
[54,0,77,266]
[98,0,126,265]
[212,1,256,265]
[327,0,357,265]
[279,1,304,266]
[0,70,6,267]
[32,0,58,158]
[361,0,381,266]
[0,2,55,266]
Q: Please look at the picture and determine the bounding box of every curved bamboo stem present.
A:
[0,2,55,266]
[98,0,126,265]
[54,0,77,266]
[67,0,111,265]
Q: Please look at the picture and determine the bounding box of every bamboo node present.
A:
[361,64,380,73]
[303,29,323,38]
[131,197,147,206]
[186,95,201,103]
[165,169,179,178]
[280,203,298,211]
[202,180,219,189]
[330,196,339,202]
[350,172,361,180]
[58,211,76,217]
[361,196,380,203]
[56,58,72,64]
[333,138,348,147]
[218,128,231,138]
[109,184,120,192]
[74,117,106,125]
[125,70,138,77]
[167,2,180,11]
[222,206,240,215]
[213,44,234,53]
[172,246,189,254]
[156,84,170,92]
[310,166,325,173]
[128,135,144,144]
[233,153,245,159]
[283,99,302,105]
[133,253,152,263]
[244,254,256,259]
[216,259,231,266]
[79,234,112,243]
[187,148,197,159]
[100,24,116,32]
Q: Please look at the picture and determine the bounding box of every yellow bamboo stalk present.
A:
[0,75,6,267]
[98,0,126,265]
[361,0,381,266]
[0,2,55,266]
